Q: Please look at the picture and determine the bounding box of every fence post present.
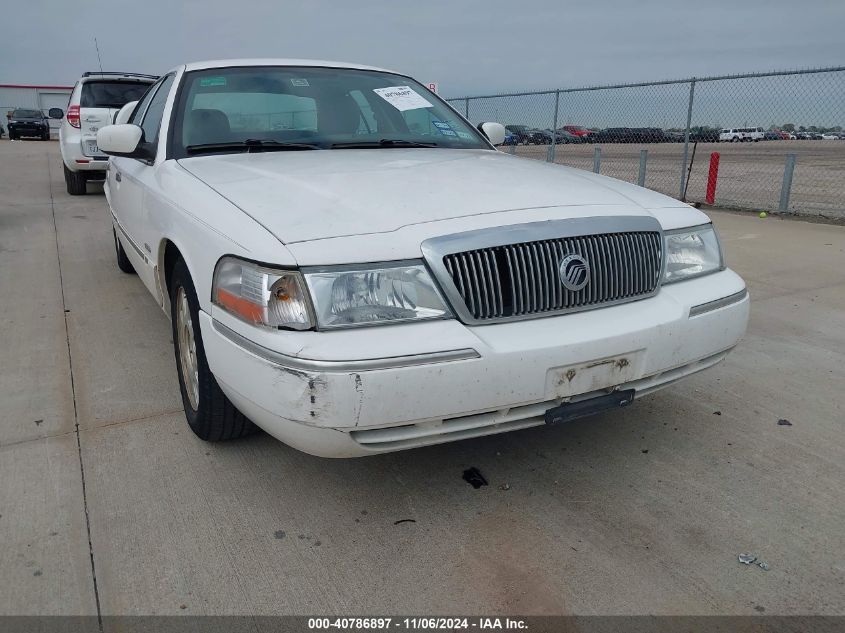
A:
[464,98,469,119]
[679,79,696,199]
[593,146,601,173]
[638,149,648,187]
[706,152,720,204]
[508,143,516,155]
[548,90,560,163]
[779,154,797,213]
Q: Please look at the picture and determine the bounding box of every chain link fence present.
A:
[447,67,845,219]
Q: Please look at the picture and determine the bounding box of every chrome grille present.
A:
[442,231,662,321]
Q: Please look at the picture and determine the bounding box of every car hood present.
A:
[178,148,695,245]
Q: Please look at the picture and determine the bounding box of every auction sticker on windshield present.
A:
[199,76,227,87]
[373,86,433,111]
[432,120,457,136]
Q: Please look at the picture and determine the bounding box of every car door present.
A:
[109,75,175,295]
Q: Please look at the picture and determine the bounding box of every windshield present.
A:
[81,80,152,108]
[13,109,41,118]
[172,66,488,156]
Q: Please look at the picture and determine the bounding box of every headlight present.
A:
[303,261,451,329]
[212,257,313,330]
[663,225,723,283]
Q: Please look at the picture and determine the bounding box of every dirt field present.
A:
[2,139,845,619]
[510,140,845,218]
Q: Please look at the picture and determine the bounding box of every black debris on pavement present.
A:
[394,519,416,525]
[462,467,488,489]
[777,419,792,426]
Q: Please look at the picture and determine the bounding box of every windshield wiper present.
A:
[185,139,323,155]
[330,139,439,149]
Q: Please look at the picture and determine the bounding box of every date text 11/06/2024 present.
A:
[307,617,528,629]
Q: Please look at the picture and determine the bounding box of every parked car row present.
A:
[499,123,844,146]
[504,125,698,145]
[795,131,845,140]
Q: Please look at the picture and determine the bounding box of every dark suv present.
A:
[7,109,51,140]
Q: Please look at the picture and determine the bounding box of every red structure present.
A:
[706,152,720,205]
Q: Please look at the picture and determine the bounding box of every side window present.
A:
[139,74,175,147]
[128,80,161,125]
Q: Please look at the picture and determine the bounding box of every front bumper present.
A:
[9,124,48,136]
[200,269,749,457]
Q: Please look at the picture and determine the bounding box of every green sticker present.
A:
[199,76,227,87]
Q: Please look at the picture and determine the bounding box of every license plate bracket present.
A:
[544,389,635,425]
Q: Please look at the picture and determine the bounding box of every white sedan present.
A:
[97,59,749,457]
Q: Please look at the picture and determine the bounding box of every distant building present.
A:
[1,83,73,136]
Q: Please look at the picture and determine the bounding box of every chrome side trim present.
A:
[689,288,748,317]
[211,319,480,372]
[112,213,149,265]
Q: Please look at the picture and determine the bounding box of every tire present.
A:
[731,137,739,143]
[42,132,50,141]
[170,258,256,441]
[63,164,87,195]
[113,228,136,274]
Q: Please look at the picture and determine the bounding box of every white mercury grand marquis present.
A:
[97,59,749,457]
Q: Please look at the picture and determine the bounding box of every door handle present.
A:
[115,171,122,182]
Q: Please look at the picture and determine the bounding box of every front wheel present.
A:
[170,258,256,442]
[113,228,136,274]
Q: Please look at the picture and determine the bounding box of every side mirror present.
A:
[97,124,150,159]
[113,101,138,126]
[478,122,506,146]
[48,108,64,119]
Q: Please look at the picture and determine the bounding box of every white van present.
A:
[719,127,764,142]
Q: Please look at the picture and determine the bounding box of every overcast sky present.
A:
[2,0,843,96]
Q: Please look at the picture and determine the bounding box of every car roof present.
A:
[80,72,157,82]
[178,58,396,74]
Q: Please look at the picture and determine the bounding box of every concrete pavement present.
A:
[1,139,844,617]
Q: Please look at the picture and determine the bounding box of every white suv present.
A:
[57,71,157,195]
[718,127,764,142]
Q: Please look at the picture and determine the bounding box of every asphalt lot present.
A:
[512,140,845,218]
[2,139,844,617]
